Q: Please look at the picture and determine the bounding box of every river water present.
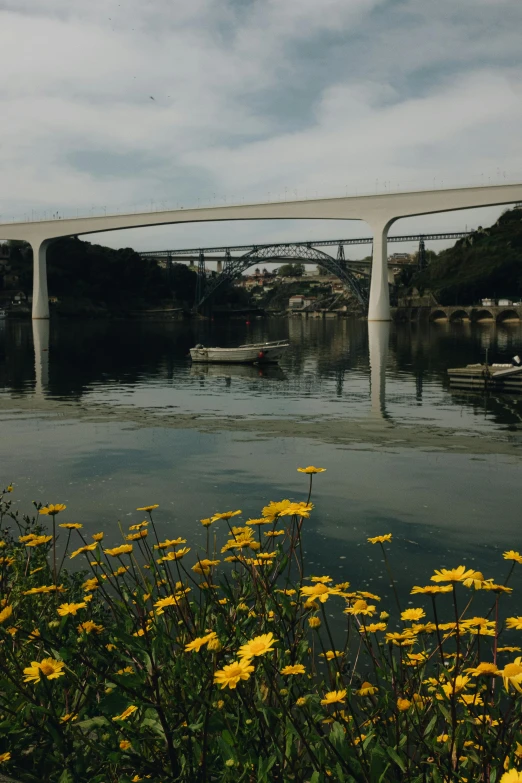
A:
[1,317,522,602]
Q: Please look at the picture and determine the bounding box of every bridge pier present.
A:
[31,238,51,319]
[368,220,393,321]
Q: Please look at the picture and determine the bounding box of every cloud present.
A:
[0,0,521,253]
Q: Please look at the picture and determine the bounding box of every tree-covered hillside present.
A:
[412,206,522,305]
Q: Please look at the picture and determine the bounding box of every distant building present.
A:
[288,295,317,309]
[481,299,495,306]
[498,299,513,306]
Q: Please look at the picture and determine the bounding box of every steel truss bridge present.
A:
[140,232,470,309]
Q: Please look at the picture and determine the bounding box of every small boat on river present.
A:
[448,359,522,392]
[190,340,289,364]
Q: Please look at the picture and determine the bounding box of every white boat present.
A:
[190,339,289,364]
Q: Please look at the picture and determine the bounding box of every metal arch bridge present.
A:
[140,231,470,308]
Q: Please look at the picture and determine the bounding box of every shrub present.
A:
[0,472,521,782]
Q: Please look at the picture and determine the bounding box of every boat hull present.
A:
[190,343,288,364]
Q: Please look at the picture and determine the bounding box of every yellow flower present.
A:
[39,504,67,516]
[406,652,428,665]
[430,566,476,583]
[70,543,98,558]
[25,535,53,547]
[320,650,343,661]
[439,675,470,698]
[321,689,347,705]
[106,643,117,651]
[104,545,133,557]
[192,559,220,576]
[211,510,242,522]
[301,583,338,604]
[214,659,255,689]
[185,633,217,653]
[0,752,11,763]
[0,605,13,624]
[278,502,313,518]
[506,617,522,630]
[397,698,411,711]
[481,581,512,593]
[112,705,138,721]
[23,657,65,683]
[464,662,498,676]
[238,632,277,659]
[262,499,293,521]
[126,530,148,541]
[246,517,272,526]
[401,608,426,621]
[411,585,453,595]
[60,713,78,723]
[82,577,100,592]
[308,617,321,629]
[157,547,191,562]
[361,622,387,633]
[498,646,522,653]
[200,517,214,527]
[297,466,326,474]
[499,658,522,694]
[356,682,378,696]
[437,734,449,743]
[311,576,333,583]
[92,532,104,541]
[78,621,103,634]
[58,523,83,529]
[345,599,376,617]
[503,550,522,564]
[23,584,65,595]
[265,530,285,537]
[153,537,187,549]
[281,664,306,675]
[154,595,181,614]
[500,772,522,783]
[57,602,86,616]
[367,534,392,544]
[19,534,37,542]
[462,570,487,589]
[296,697,306,707]
[119,740,132,750]
[136,505,159,512]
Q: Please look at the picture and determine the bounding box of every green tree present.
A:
[277,262,305,277]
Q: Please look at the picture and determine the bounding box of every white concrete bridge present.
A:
[1,183,522,321]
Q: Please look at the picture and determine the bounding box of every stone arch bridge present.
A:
[429,306,522,323]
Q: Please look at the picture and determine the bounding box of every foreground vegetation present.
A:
[0,473,522,782]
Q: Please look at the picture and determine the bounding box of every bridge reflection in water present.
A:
[22,315,522,431]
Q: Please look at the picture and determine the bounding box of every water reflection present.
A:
[2,317,522,431]
[368,321,390,420]
[33,319,49,396]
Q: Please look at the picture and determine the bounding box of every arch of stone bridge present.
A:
[473,309,495,323]
[429,308,449,322]
[198,244,370,308]
[449,309,470,322]
[496,309,520,323]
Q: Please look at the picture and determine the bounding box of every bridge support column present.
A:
[31,238,51,319]
[368,220,393,321]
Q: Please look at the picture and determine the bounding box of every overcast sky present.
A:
[1,0,522,257]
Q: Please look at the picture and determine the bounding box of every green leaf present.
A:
[386,747,406,773]
[58,770,74,783]
[310,773,321,783]
[423,713,438,738]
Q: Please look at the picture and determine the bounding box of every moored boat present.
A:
[447,362,522,392]
[190,339,289,364]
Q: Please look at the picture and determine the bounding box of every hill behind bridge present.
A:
[412,206,522,305]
